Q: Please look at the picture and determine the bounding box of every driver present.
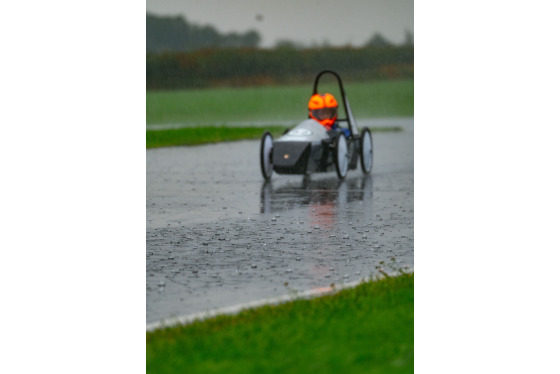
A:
[308,93,350,137]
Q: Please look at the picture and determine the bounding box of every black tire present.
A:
[334,133,348,180]
[260,131,273,180]
[359,127,373,174]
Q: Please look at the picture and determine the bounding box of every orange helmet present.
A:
[308,93,338,129]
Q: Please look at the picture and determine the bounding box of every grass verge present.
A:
[146,126,402,148]
[146,126,286,149]
[146,272,413,374]
[147,79,413,126]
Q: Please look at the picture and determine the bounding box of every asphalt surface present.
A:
[146,119,414,325]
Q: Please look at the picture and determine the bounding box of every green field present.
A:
[146,79,413,126]
[146,125,402,148]
[146,126,284,149]
[146,272,414,374]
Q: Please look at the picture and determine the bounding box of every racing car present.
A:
[260,70,373,180]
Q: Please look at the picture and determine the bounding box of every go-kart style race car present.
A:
[260,70,373,181]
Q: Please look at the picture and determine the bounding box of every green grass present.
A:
[146,125,402,148]
[146,272,413,374]
[146,79,413,126]
[146,126,287,149]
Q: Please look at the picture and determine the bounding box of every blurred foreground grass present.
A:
[147,272,413,374]
[147,79,413,126]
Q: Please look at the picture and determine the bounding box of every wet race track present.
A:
[146,119,414,326]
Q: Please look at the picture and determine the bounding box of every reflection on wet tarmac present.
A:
[260,175,373,214]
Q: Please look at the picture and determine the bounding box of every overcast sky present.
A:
[146,0,414,48]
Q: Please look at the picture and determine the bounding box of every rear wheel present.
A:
[360,127,373,174]
[260,131,273,180]
[334,133,348,179]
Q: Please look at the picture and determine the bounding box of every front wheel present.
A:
[260,131,273,180]
[360,127,373,174]
[334,133,348,179]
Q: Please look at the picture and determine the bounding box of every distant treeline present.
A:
[146,13,413,90]
[147,46,414,90]
[147,13,413,53]
[147,13,260,52]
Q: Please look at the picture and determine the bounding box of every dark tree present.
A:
[364,32,393,48]
[146,13,261,52]
[404,29,414,46]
